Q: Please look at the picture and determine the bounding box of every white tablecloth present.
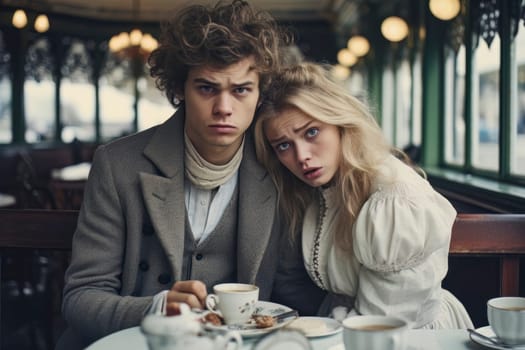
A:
[0,193,16,208]
[51,162,91,181]
[85,326,483,350]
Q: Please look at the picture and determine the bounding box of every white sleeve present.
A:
[351,176,456,326]
[147,290,169,315]
[353,180,455,272]
[355,252,448,327]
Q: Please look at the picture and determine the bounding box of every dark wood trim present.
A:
[0,209,78,250]
[451,214,525,254]
[450,213,525,296]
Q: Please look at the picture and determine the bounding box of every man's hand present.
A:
[166,280,207,316]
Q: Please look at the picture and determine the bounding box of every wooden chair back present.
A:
[0,209,78,249]
[450,213,525,296]
[0,209,78,350]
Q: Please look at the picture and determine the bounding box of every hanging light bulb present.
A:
[337,48,357,67]
[108,0,158,61]
[331,64,351,81]
[381,16,409,42]
[429,0,460,21]
[129,29,143,46]
[140,34,159,52]
[347,35,370,57]
[34,14,50,33]
[12,9,28,29]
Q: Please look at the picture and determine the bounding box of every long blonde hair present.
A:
[254,62,391,250]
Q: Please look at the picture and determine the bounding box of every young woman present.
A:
[254,62,473,329]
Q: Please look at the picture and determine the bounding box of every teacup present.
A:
[141,312,242,350]
[487,296,525,345]
[205,283,259,325]
[342,315,408,350]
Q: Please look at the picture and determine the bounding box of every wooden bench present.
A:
[0,209,78,249]
[447,213,525,327]
[450,213,525,296]
[0,209,78,350]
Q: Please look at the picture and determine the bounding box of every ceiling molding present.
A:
[0,0,335,22]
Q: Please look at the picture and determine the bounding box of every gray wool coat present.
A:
[56,109,324,350]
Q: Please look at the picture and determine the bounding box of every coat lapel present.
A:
[140,111,186,281]
[139,113,277,284]
[237,132,277,283]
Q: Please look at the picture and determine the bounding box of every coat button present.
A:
[158,273,171,285]
[142,222,154,236]
[139,261,149,271]
[195,253,203,261]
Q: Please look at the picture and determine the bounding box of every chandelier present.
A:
[108,0,158,61]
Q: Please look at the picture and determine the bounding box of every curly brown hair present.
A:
[148,0,290,108]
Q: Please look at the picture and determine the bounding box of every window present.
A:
[0,31,11,143]
[472,35,500,171]
[137,64,174,131]
[411,53,422,146]
[395,58,411,148]
[347,62,368,100]
[24,38,56,143]
[510,17,525,176]
[381,66,394,144]
[444,45,466,165]
[60,39,95,142]
[99,55,135,140]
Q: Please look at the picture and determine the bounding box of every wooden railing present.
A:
[450,213,525,297]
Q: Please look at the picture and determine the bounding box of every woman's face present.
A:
[264,107,341,188]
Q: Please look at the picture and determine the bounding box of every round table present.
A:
[85,326,483,350]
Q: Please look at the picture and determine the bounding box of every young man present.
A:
[56,1,324,349]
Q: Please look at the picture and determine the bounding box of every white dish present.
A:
[252,330,312,350]
[469,326,525,349]
[205,301,297,338]
[285,316,342,338]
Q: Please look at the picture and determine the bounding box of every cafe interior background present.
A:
[0,0,524,349]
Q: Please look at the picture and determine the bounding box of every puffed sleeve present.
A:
[351,165,457,326]
[353,181,456,272]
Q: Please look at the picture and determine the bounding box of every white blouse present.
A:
[302,155,473,329]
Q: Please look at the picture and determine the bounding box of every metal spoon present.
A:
[467,328,514,348]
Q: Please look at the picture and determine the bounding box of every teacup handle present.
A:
[205,294,219,312]
[224,331,243,350]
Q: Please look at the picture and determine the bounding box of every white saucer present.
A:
[469,326,525,349]
[206,301,297,338]
[285,316,342,338]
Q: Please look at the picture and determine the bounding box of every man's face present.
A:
[183,57,260,165]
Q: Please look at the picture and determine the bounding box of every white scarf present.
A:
[184,132,244,190]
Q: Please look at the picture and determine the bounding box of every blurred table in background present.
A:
[0,193,16,208]
[49,162,91,210]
